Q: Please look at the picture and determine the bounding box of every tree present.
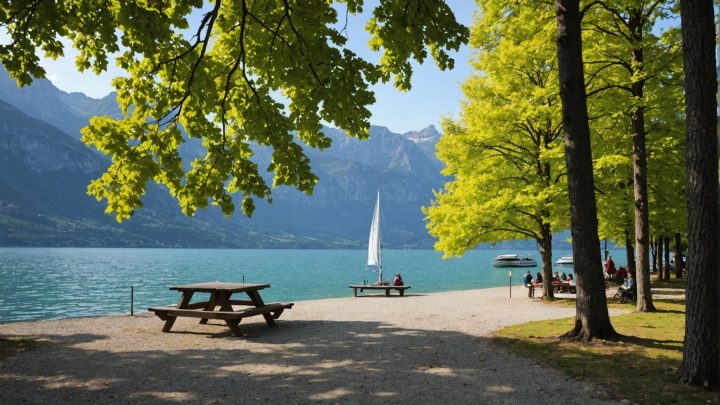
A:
[554,0,616,340]
[678,0,719,388]
[0,0,468,220]
[582,0,683,312]
[424,1,567,299]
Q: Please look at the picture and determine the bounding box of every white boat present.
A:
[366,190,385,284]
[556,256,574,266]
[491,254,538,267]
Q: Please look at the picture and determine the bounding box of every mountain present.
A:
[403,125,443,170]
[0,70,450,248]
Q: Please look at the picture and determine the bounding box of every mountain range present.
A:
[0,68,452,248]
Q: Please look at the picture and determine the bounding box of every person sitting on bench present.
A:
[393,273,404,286]
[615,272,635,303]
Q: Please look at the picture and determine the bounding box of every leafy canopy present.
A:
[424,1,568,258]
[581,0,686,243]
[0,0,468,220]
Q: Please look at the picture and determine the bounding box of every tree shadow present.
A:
[618,335,683,351]
[0,320,600,404]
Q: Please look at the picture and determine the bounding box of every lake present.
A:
[0,248,628,323]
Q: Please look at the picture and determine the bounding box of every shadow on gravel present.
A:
[0,320,592,404]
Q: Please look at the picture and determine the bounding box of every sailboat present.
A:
[367,189,384,285]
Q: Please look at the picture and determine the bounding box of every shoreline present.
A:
[1,287,624,404]
[0,283,542,326]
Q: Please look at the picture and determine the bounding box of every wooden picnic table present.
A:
[149,282,293,337]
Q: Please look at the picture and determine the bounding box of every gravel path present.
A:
[0,287,627,404]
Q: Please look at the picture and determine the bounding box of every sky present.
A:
[16,1,478,135]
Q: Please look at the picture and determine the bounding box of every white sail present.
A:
[367,190,382,282]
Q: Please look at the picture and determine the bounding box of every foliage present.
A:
[425,1,567,258]
[495,298,718,404]
[0,0,468,221]
[582,1,686,244]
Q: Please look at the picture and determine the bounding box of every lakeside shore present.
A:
[0,287,627,404]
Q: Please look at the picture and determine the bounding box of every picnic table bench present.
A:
[348,284,411,297]
[148,282,293,337]
[531,281,576,298]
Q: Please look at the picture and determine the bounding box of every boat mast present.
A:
[377,189,382,284]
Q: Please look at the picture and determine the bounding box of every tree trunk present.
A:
[652,235,659,278]
[555,0,616,341]
[663,236,671,281]
[679,0,719,388]
[657,235,664,280]
[538,223,555,299]
[625,229,636,276]
[674,232,684,279]
[628,11,654,312]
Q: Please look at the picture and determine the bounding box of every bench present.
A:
[348,285,411,297]
[148,302,294,336]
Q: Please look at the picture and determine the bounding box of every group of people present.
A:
[604,256,628,284]
[523,270,575,298]
[605,256,636,302]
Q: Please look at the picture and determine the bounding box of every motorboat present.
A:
[491,254,538,267]
[555,256,574,266]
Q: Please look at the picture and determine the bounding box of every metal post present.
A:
[242,275,245,284]
[509,271,512,298]
[130,286,134,316]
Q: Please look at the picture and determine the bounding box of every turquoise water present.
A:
[0,248,628,323]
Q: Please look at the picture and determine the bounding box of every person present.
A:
[524,271,534,298]
[614,266,628,284]
[535,272,543,284]
[560,272,567,281]
[567,273,576,293]
[553,272,560,282]
[604,255,617,278]
[616,272,635,303]
[393,272,404,286]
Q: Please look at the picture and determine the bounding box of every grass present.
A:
[495,283,718,404]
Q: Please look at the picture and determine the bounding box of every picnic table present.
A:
[148,282,293,337]
[348,284,411,297]
[531,281,575,298]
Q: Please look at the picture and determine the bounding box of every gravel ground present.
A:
[0,287,628,404]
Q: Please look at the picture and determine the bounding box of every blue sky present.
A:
[26,1,477,134]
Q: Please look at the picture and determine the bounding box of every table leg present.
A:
[163,290,194,333]
[215,292,246,336]
[225,319,243,337]
[199,292,218,324]
[247,290,276,327]
[216,291,234,311]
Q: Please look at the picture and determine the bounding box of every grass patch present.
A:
[495,301,717,404]
[0,336,40,358]
[651,276,686,290]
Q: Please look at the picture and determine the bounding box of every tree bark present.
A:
[679,0,719,388]
[663,236,671,281]
[657,235,664,280]
[627,10,654,312]
[625,229,636,276]
[555,0,616,341]
[652,235,659,278]
[538,223,555,299]
[674,232,684,279]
